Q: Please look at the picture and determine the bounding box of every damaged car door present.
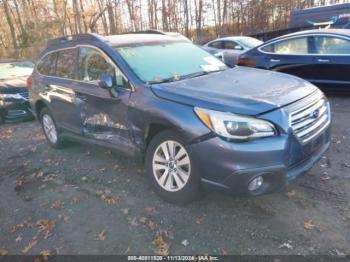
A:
[76,46,133,153]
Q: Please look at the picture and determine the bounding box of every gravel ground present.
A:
[0,95,349,256]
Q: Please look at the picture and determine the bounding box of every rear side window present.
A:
[223,41,241,50]
[56,49,77,79]
[36,53,57,76]
[208,41,223,49]
[313,36,350,54]
[261,37,308,54]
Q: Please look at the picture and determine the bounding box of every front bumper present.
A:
[188,125,331,196]
[0,99,33,122]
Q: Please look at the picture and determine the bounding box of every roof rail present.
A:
[47,33,107,47]
[124,29,167,35]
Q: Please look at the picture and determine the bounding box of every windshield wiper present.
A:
[148,77,179,84]
[148,68,226,84]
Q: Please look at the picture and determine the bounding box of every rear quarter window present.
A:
[37,53,57,76]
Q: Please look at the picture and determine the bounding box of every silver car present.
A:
[202,36,263,67]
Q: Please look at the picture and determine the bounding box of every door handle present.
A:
[317,59,330,63]
[270,59,280,62]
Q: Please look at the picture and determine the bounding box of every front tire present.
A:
[39,108,65,148]
[145,130,202,203]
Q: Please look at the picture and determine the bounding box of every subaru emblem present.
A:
[311,110,319,118]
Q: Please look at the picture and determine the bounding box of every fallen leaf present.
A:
[196,217,204,225]
[342,163,350,168]
[22,238,38,253]
[121,208,129,215]
[333,249,346,257]
[40,250,51,260]
[15,235,22,243]
[96,190,104,196]
[304,219,315,230]
[181,239,189,247]
[278,242,293,250]
[152,231,170,256]
[38,184,47,190]
[148,220,156,231]
[101,195,120,205]
[71,197,80,204]
[96,230,106,241]
[35,171,44,178]
[285,190,296,198]
[36,219,55,239]
[139,217,147,224]
[145,207,156,216]
[51,201,64,209]
[98,167,106,173]
[0,247,8,256]
[128,217,139,227]
[320,173,331,181]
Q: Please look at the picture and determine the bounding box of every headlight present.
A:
[0,93,23,100]
[194,107,276,140]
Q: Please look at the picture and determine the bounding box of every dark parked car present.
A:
[0,60,34,124]
[238,29,350,91]
[29,33,331,203]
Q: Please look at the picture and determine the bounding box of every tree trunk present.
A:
[72,0,82,34]
[3,0,18,51]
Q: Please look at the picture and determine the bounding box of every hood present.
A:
[151,66,317,115]
[0,77,28,94]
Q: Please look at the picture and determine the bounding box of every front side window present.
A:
[313,36,350,54]
[37,53,56,76]
[262,37,308,54]
[79,47,114,82]
[56,49,77,79]
[236,37,263,49]
[78,47,126,88]
[115,41,227,83]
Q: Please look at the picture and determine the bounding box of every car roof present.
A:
[0,59,32,63]
[265,29,350,44]
[40,32,188,58]
[105,33,184,47]
[210,36,254,42]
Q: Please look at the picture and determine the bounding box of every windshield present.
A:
[114,41,227,83]
[236,37,263,49]
[0,61,34,80]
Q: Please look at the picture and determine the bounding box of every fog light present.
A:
[248,176,264,191]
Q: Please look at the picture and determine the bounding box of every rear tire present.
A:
[145,130,202,203]
[39,107,65,149]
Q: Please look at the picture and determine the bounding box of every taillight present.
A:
[26,75,33,88]
[238,57,257,67]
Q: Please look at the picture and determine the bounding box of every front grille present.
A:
[290,96,330,144]
[19,92,29,100]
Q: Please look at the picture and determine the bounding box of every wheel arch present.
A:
[35,100,48,120]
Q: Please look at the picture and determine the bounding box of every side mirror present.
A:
[213,52,224,61]
[234,45,243,51]
[98,74,113,89]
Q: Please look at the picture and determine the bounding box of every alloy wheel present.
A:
[152,140,191,192]
[42,114,58,144]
